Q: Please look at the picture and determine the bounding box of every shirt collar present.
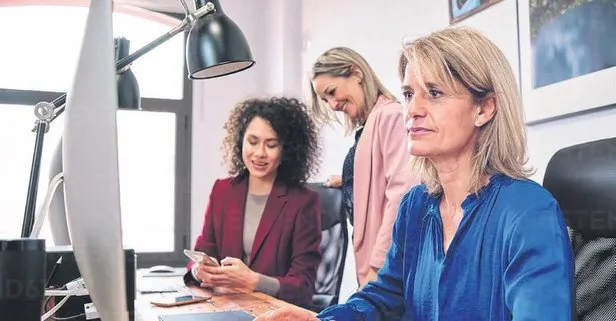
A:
[424,173,506,218]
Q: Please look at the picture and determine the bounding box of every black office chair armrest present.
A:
[311,294,337,313]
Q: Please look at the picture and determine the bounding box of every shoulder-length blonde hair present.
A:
[398,26,534,194]
[310,47,396,134]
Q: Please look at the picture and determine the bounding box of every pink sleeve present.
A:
[369,103,418,269]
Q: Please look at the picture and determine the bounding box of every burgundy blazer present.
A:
[186,176,322,307]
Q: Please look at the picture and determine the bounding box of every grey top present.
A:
[243,193,280,297]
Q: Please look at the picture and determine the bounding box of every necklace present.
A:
[443,198,463,220]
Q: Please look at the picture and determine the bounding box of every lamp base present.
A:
[0,238,46,321]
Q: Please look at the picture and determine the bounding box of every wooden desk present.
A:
[135,276,301,320]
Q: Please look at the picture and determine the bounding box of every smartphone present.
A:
[150,294,211,308]
[183,249,219,267]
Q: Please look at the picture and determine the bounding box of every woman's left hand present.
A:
[203,257,260,290]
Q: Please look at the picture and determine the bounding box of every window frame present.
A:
[0,6,192,268]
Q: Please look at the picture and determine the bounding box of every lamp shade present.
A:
[115,37,141,109]
[186,0,255,79]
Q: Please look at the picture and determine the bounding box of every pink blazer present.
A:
[353,95,419,285]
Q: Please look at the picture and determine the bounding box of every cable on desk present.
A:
[41,295,71,320]
[52,312,86,320]
[42,279,88,320]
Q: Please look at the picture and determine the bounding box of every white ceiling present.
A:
[115,0,190,13]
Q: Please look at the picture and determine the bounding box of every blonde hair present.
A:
[398,26,534,194]
[310,47,396,134]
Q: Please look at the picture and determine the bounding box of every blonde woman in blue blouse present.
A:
[255,27,574,321]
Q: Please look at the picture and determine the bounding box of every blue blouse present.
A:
[318,174,574,320]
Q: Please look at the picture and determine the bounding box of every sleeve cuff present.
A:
[254,274,280,297]
[369,248,387,269]
[183,265,200,285]
[317,305,363,321]
[191,265,201,282]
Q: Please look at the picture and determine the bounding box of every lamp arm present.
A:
[20,1,217,237]
[21,102,54,237]
[45,21,187,123]
[39,2,216,125]
[51,4,219,123]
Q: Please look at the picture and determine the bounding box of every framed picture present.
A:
[449,0,504,24]
[518,0,616,123]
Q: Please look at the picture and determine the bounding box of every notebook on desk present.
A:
[158,311,255,321]
[138,276,184,293]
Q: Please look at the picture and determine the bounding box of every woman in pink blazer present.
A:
[310,47,419,287]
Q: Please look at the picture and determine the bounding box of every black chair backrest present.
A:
[544,137,616,238]
[543,137,616,321]
[306,182,348,310]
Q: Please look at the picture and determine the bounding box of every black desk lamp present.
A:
[20,0,255,238]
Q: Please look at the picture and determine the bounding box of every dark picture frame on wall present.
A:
[517,0,616,123]
[449,0,504,24]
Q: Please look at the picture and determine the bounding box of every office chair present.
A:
[543,137,616,321]
[306,182,349,312]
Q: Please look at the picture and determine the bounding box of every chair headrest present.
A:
[543,137,616,238]
[306,183,343,230]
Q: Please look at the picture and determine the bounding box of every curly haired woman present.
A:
[184,97,323,308]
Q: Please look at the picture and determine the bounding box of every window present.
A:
[0,3,192,267]
[0,105,54,238]
[0,5,184,99]
[117,110,178,253]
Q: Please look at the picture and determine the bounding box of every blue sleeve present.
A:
[503,200,575,320]
[318,190,420,321]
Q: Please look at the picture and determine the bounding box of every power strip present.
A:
[84,302,100,320]
[65,277,86,291]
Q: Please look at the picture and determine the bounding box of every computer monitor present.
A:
[61,1,128,320]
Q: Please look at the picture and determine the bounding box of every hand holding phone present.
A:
[183,249,219,267]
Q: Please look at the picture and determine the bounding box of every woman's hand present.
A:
[198,257,260,290]
[254,306,319,321]
[323,175,342,188]
[193,256,219,287]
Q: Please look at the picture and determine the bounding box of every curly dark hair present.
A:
[222,96,321,187]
